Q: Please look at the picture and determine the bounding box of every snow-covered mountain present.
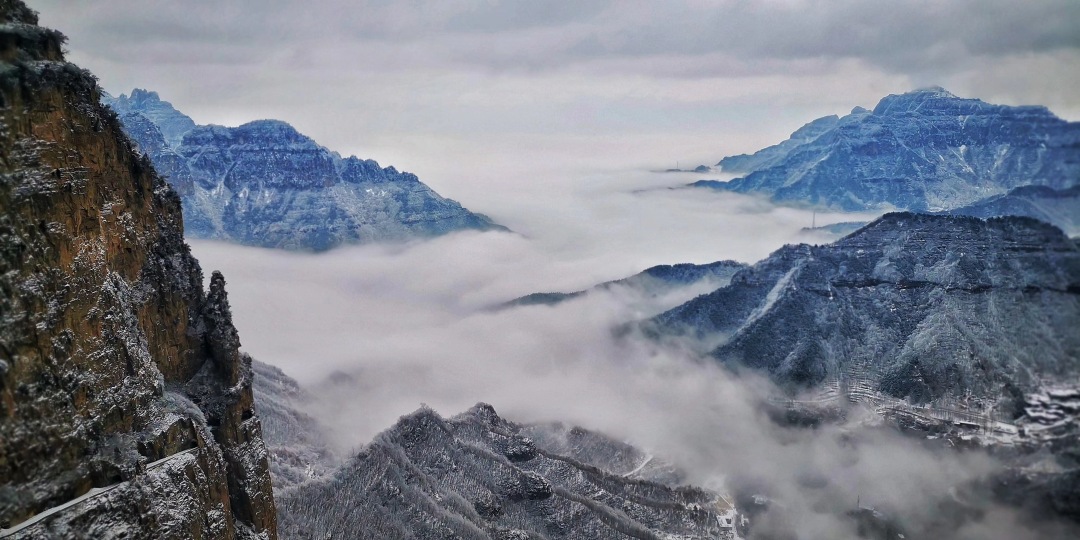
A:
[104,90,505,251]
[275,403,739,539]
[649,212,1080,409]
[942,184,1080,236]
[696,87,1080,212]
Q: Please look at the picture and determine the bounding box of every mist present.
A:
[189,164,1073,539]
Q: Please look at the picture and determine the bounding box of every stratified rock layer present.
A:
[104,91,504,251]
[698,88,1080,212]
[0,3,276,537]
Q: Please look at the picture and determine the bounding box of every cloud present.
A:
[29,0,1080,209]
[36,1,1080,76]
[190,170,1073,538]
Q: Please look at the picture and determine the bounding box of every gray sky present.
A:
[30,0,1080,214]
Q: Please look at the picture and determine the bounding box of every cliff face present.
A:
[696,87,1080,212]
[104,90,506,252]
[0,3,276,537]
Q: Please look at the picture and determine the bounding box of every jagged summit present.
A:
[699,88,1080,212]
[105,88,196,147]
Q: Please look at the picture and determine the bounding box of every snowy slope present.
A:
[650,213,1080,408]
[276,404,739,539]
[696,88,1080,212]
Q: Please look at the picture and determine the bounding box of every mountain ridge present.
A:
[696,87,1080,212]
[275,402,739,539]
[104,89,506,251]
[649,212,1080,407]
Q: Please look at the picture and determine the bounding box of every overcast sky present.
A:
[30,0,1080,207]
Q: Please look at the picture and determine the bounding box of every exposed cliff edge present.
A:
[103,89,506,252]
[695,87,1080,212]
[0,2,276,537]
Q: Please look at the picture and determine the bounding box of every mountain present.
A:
[0,3,276,537]
[103,91,505,251]
[649,213,1080,409]
[506,260,747,308]
[275,403,739,539]
[716,114,841,174]
[942,184,1080,236]
[250,361,337,495]
[251,365,737,538]
[695,88,1080,212]
[105,89,196,147]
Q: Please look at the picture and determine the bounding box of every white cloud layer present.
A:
[190,174,1072,538]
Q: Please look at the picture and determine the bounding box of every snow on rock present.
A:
[696,88,1080,212]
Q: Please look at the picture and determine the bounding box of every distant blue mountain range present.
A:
[104,89,505,251]
[696,87,1080,213]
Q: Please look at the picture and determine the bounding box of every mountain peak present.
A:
[703,89,1079,212]
[911,85,957,97]
[872,86,979,116]
[104,88,196,147]
[233,119,312,144]
[127,87,161,103]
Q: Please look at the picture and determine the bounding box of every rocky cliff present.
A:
[0,2,276,537]
[696,87,1080,212]
[104,90,505,251]
[650,213,1080,409]
[276,403,738,539]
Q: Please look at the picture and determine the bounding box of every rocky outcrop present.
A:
[696,87,1080,212]
[650,213,1080,408]
[277,404,738,539]
[104,90,505,251]
[0,2,276,537]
